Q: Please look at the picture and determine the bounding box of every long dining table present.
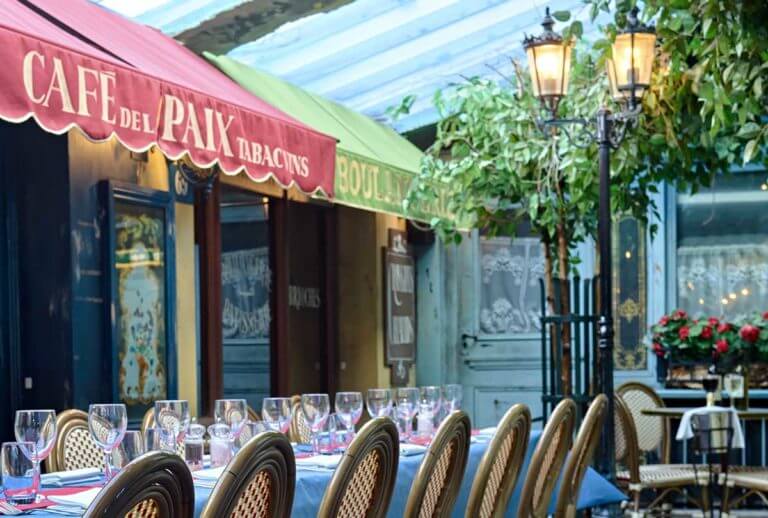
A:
[27,429,626,517]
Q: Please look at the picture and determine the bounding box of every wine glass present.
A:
[154,400,190,454]
[419,386,443,433]
[366,388,393,419]
[395,387,420,441]
[214,399,248,442]
[14,410,56,497]
[335,392,363,446]
[443,384,463,413]
[301,394,330,455]
[88,404,127,480]
[262,397,292,433]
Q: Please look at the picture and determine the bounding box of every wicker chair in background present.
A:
[403,410,471,518]
[141,407,155,435]
[317,417,399,518]
[83,451,194,518]
[46,409,104,473]
[517,398,576,518]
[201,431,295,518]
[247,406,260,423]
[617,381,671,464]
[614,395,700,515]
[289,402,312,444]
[554,394,609,518]
[464,404,531,518]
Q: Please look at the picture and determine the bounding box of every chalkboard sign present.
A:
[384,230,416,377]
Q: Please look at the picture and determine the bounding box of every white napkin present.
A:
[41,468,103,487]
[399,444,427,457]
[675,406,745,449]
[295,454,342,469]
[47,487,102,509]
[192,466,225,481]
[477,427,497,436]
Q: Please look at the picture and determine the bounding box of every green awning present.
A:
[205,53,451,223]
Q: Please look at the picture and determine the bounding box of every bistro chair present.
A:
[614,395,700,515]
[403,410,471,518]
[46,409,103,473]
[141,407,155,435]
[247,405,260,423]
[517,398,576,518]
[201,431,295,518]
[617,381,671,464]
[554,394,608,518]
[464,404,531,518]
[289,402,312,444]
[317,417,399,518]
[722,470,768,513]
[83,451,194,518]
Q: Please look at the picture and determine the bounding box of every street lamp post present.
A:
[524,7,656,479]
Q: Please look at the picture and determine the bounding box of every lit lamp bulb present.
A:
[523,7,572,116]
[606,7,656,108]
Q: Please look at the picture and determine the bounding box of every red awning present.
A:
[0,0,337,196]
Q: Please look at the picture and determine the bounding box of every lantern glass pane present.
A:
[611,32,656,93]
[526,43,571,99]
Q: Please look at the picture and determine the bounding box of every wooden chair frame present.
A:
[141,407,155,435]
[554,394,608,518]
[404,410,471,518]
[201,431,295,518]
[46,409,102,473]
[465,404,531,518]
[83,451,193,518]
[517,398,576,518]
[318,417,399,518]
[617,381,671,464]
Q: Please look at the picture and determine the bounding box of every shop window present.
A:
[478,230,545,335]
[613,216,647,370]
[676,172,768,319]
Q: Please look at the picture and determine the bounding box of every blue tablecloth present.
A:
[30,430,625,516]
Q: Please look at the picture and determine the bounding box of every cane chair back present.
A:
[465,404,531,518]
[247,406,260,423]
[201,431,295,518]
[46,409,104,473]
[517,398,576,518]
[617,382,670,463]
[83,451,193,518]
[317,417,399,518]
[554,395,609,518]
[614,395,642,484]
[404,411,471,518]
[141,407,155,435]
[289,402,312,444]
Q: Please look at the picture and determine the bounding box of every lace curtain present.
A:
[221,248,271,339]
[479,237,544,334]
[677,243,768,319]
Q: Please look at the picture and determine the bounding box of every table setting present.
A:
[0,385,624,516]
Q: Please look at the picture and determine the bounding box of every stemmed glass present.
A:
[394,387,419,441]
[366,389,393,419]
[419,386,443,435]
[111,430,144,472]
[335,392,363,446]
[14,410,56,497]
[154,400,190,454]
[301,394,330,455]
[262,397,292,433]
[443,384,463,413]
[88,404,127,480]
[214,399,248,443]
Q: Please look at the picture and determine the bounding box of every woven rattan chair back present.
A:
[46,409,104,473]
[83,451,193,518]
[614,395,641,483]
[404,410,471,518]
[289,402,312,444]
[247,406,260,423]
[517,398,576,518]
[317,417,399,518]
[141,407,155,435]
[554,394,608,518]
[465,404,531,518]
[617,381,670,463]
[201,431,295,518]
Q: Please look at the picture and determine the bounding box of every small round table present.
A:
[641,407,768,420]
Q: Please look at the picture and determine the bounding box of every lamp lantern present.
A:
[523,7,572,117]
[606,7,656,109]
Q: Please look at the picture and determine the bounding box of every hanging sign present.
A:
[383,230,416,385]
